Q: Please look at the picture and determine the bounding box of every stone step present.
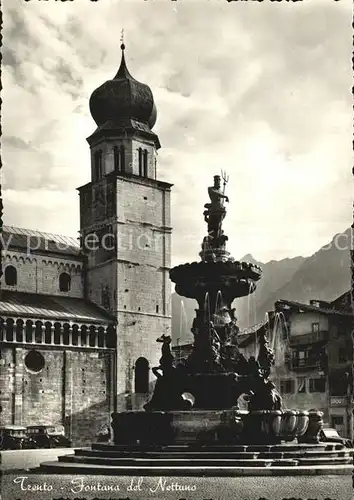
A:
[296,456,352,466]
[77,449,261,459]
[59,453,352,468]
[59,454,298,467]
[33,461,353,476]
[91,442,341,453]
[75,448,352,460]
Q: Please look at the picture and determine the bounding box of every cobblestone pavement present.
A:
[1,448,77,471]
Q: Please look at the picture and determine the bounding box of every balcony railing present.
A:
[291,358,319,370]
[289,330,328,346]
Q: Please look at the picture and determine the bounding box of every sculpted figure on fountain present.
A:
[222,333,249,375]
[246,330,282,411]
[187,300,250,377]
[187,318,224,374]
[145,334,188,411]
[208,321,224,372]
[257,329,276,379]
[203,175,229,237]
[201,173,230,260]
[151,334,175,378]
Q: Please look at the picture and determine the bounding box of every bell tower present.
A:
[78,43,172,410]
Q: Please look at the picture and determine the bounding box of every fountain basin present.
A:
[242,410,310,444]
[170,260,262,281]
[170,409,242,444]
[298,410,324,444]
[111,409,315,446]
[170,260,262,299]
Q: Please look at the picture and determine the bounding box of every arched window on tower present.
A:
[138,148,143,176]
[59,272,71,292]
[5,266,17,286]
[143,150,148,177]
[134,357,150,393]
[94,150,103,181]
[120,145,125,172]
[114,145,126,173]
[114,146,119,171]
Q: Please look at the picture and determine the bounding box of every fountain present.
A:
[37,173,353,475]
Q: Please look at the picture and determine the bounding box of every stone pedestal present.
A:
[186,373,239,409]
[111,411,174,445]
[111,409,243,446]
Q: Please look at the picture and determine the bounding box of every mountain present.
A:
[250,228,351,325]
[235,254,306,329]
[171,228,351,343]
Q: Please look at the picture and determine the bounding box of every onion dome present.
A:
[89,44,157,129]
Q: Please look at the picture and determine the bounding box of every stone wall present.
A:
[116,312,171,411]
[116,176,171,316]
[117,176,171,229]
[117,262,169,315]
[0,345,115,446]
[290,311,328,336]
[272,367,329,420]
[86,261,117,314]
[0,347,15,425]
[1,250,83,298]
[64,349,115,445]
[115,177,172,409]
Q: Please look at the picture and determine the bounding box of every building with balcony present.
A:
[238,292,353,438]
[172,291,353,438]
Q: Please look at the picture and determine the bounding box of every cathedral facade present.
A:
[0,45,172,445]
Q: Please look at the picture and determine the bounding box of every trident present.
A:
[221,169,229,202]
[214,170,229,239]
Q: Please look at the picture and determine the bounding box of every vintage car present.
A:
[319,426,352,448]
[0,425,33,450]
[26,425,72,448]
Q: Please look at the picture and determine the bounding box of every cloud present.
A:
[2,0,352,265]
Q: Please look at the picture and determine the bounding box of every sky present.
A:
[2,0,353,266]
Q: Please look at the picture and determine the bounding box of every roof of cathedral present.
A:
[0,290,114,325]
[89,44,157,130]
[3,225,81,258]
